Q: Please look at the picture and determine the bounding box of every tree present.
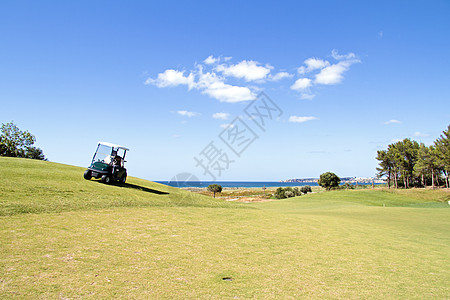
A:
[0,121,46,160]
[376,150,394,188]
[284,190,294,198]
[414,143,431,187]
[390,139,419,188]
[341,182,354,190]
[24,146,46,160]
[207,184,222,198]
[376,124,450,189]
[435,125,450,188]
[378,139,419,188]
[292,187,302,196]
[386,143,400,188]
[0,121,35,157]
[413,143,441,188]
[300,185,312,194]
[274,187,286,199]
[318,172,340,190]
[274,187,299,199]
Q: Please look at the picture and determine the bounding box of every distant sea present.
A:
[155,181,320,188]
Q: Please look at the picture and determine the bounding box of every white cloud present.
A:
[212,112,230,120]
[304,58,330,71]
[291,78,312,90]
[176,110,199,117]
[148,67,256,103]
[271,71,293,81]
[216,60,273,81]
[292,50,360,97]
[146,69,195,89]
[297,58,330,74]
[315,59,358,85]
[147,52,359,104]
[315,63,346,84]
[203,82,255,103]
[220,123,235,129]
[413,131,430,137]
[297,66,306,74]
[300,93,315,100]
[378,31,383,39]
[384,119,401,125]
[204,55,219,65]
[197,71,255,103]
[195,71,219,89]
[312,50,360,85]
[331,49,356,60]
[288,116,318,123]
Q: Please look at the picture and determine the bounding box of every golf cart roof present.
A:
[98,141,130,151]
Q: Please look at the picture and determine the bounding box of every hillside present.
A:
[0,157,241,216]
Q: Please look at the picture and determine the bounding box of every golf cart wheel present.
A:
[101,175,111,184]
[120,173,127,184]
[83,170,92,180]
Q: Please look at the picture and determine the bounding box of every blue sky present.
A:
[1,0,449,181]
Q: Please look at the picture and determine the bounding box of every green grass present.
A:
[1,157,449,299]
[267,188,450,209]
[0,157,241,216]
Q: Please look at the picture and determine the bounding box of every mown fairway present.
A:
[1,157,449,299]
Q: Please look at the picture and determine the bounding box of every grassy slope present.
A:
[259,189,450,211]
[0,157,241,216]
[1,157,449,299]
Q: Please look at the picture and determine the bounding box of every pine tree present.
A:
[434,125,450,188]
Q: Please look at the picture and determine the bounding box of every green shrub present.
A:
[284,190,294,198]
[318,172,341,190]
[207,184,222,198]
[274,187,286,199]
[300,185,312,194]
[293,187,302,196]
[342,182,355,190]
[275,187,301,199]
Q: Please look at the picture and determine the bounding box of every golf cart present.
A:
[84,142,129,184]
